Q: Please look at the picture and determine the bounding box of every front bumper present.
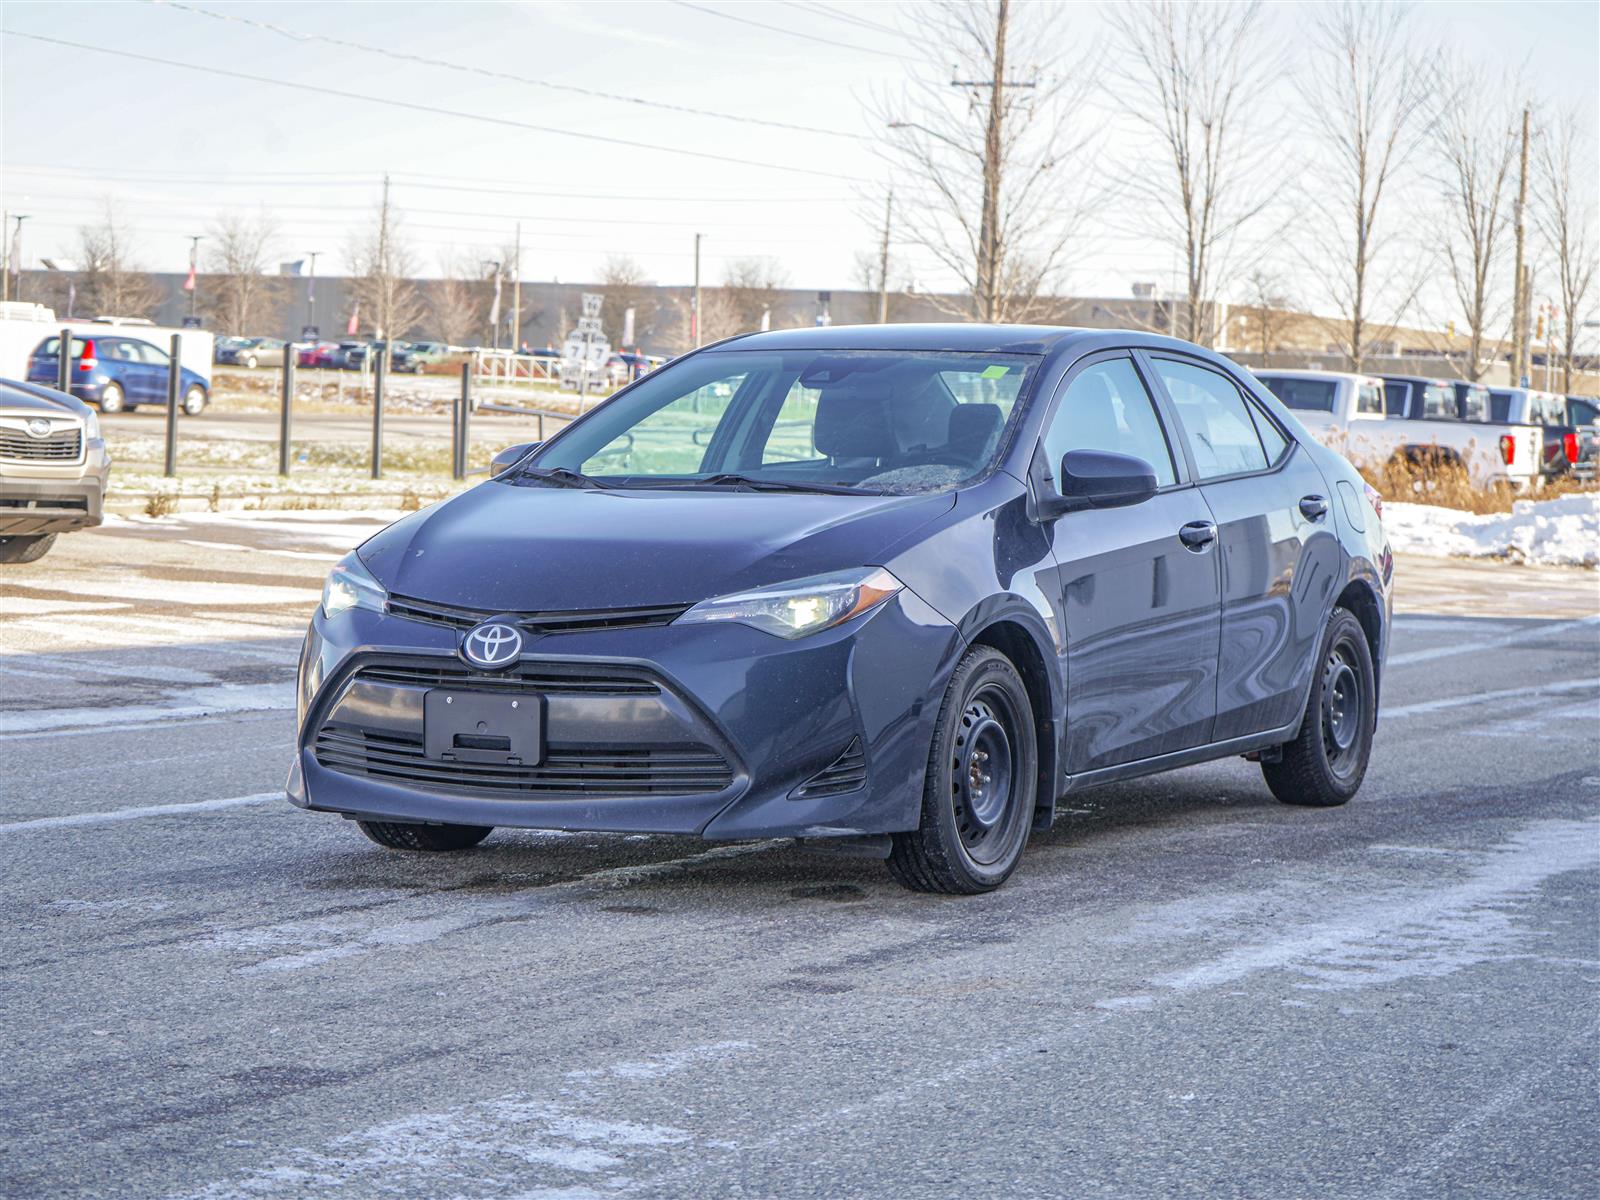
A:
[289,589,961,840]
[0,454,109,535]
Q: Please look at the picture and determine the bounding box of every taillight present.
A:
[1363,481,1384,522]
[1564,432,1580,464]
[77,339,97,371]
[1498,433,1515,465]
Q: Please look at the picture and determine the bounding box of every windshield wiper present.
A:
[511,466,615,490]
[667,473,865,495]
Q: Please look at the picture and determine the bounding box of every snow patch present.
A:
[1383,493,1599,567]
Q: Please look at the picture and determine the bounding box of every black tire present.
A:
[0,533,57,564]
[98,382,125,414]
[181,385,207,416]
[889,646,1037,894]
[1263,608,1375,807]
[356,820,493,851]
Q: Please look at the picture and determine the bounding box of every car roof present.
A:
[1252,368,1376,383]
[704,322,1214,357]
[1380,373,1450,385]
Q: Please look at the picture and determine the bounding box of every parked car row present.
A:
[25,334,209,415]
[1252,368,1599,489]
[215,336,288,369]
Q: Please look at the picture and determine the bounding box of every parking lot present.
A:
[0,514,1594,1198]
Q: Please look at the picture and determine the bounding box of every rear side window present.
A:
[1151,358,1269,479]
[1383,382,1409,416]
[1044,358,1178,487]
[1489,392,1512,421]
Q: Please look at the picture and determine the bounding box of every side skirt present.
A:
[1059,720,1301,796]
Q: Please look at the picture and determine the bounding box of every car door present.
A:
[1040,353,1221,774]
[99,338,149,404]
[133,339,175,405]
[1144,353,1343,742]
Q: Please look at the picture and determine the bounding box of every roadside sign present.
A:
[180,315,203,329]
[302,325,320,340]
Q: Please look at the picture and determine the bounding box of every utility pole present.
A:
[375,173,391,341]
[693,232,703,347]
[951,0,1031,323]
[305,250,319,336]
[877,190,893,323]
[1511,104,1530,386]
[512,221,522,353]
[3,212,26,304]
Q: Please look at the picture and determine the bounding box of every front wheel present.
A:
[1262,608,1376,807]
[889,646,1037,894]
[244,355,258,369]
[181,386,208,416]
[0,533,57,564]
[356,820,492,851]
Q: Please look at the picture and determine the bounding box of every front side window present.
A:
[1152,358,1270,478]
[1043,358,1177,487]
[1357,384,1386,414]
[528,349,1036,494]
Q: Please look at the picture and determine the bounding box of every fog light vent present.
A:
[790,737,867,799]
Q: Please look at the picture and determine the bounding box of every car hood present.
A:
[0,378,93,420]
[358,480,955,612]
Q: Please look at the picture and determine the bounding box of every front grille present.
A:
[314,725,734,797]
[387,592,690,636]
[351,660,659,696]
[0,428,82,461]
[790,737,867,799]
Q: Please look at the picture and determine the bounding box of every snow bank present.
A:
[1383,493,1599,568]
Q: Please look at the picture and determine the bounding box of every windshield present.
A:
[523,348,1037,494]
[1258,376,1336,412]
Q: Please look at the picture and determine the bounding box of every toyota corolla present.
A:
[290,325,1392,893]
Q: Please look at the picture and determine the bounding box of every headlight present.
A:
[676,566,903,639]
[83,412,101,440]
[321,550,387,619]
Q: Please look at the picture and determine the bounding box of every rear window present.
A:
[1531,393,1567,425]
[35,337,90,358]
[1421,384,1457,419]
[1258,376,1336,412]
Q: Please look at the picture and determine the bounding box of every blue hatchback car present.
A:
[27,333,210,415]
[292,325,1393,893]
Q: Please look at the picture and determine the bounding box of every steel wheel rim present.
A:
[951,686,1023,866]
[1321,639,1364,775]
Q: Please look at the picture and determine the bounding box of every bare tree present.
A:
[425,251,490,348]
[1238,269,1306,362]
[1431,59,1519,380]
[1534,107,1598,393]
[1296,1,1432,369]
[878,0,1098,322]
[717,256,788,334]
[345,177,426,340]
[73,201,162,318]
[1108,0,1276,346]
[598,255,658,348]
[202,212,284,335]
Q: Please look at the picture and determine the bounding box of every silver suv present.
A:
[0,378,111,564]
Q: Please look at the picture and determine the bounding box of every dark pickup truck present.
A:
[0,377,111,564]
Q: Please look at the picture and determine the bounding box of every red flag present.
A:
[347,302,360,336]
[183,263,196,292]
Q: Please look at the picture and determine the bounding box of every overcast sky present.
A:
[2,0,1596,313]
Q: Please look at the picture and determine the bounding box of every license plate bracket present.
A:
[423,690,543,765]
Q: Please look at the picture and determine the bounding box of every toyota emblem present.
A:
[461,621,523,670]
[25,418,51,438]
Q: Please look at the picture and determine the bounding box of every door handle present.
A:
[1299,494,1329,520]
[1179,520,1217,549]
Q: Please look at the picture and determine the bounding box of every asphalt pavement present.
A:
[2,514,1596,1199]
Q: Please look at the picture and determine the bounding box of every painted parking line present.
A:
[0,791,282,833]
[1388,614,1599,667]
[1382,677,1596,720]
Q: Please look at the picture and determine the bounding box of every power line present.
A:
[778,1,904,38]
[151,0,867,141]
[666,0,919,62]
[4,31,865,183]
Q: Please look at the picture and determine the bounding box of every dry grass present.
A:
[1360,455,1598,515]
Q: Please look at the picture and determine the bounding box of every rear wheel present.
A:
[98,383,125,414]
[889,646,1037,894]
[357,820,493,851]
[1262,608,1375,807]
[0,533,57,564]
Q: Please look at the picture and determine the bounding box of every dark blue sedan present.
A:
[291,325,1392,893]
[28,333,210,415]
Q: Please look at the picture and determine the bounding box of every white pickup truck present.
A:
[1250,369,1542,491]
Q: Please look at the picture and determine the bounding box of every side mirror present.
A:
[490,442,540,477]
[1049,449,1158,512]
